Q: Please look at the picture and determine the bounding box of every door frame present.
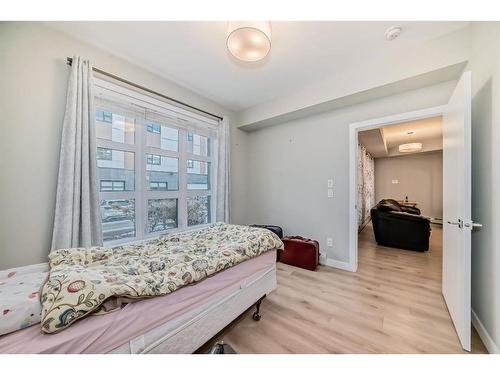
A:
[348,105,446,272]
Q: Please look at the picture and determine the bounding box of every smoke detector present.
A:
[385,26,402,41]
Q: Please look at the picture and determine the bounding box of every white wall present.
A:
[374,151,443,218]
[0,22,245,268]
[236,26,470,128]
[243,80,456,263]
[467,22,500,353]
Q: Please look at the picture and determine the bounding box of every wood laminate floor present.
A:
[200,224,487,353]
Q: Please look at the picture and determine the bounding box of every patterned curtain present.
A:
[357,144,375,229]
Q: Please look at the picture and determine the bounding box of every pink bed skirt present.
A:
[0,250,276,354]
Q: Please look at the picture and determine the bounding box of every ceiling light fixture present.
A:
[385,26,402,41]
[227,22,271,62]
[399,142,422,153]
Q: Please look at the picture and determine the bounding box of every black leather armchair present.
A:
[370,199,431,252]
[381,198,421,215]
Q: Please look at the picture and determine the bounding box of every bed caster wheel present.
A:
[252,295,265,321]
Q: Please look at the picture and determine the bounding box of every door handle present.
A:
[447,219,463,228]
[464,221,483,230]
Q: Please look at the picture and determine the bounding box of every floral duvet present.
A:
[40,223,283,333]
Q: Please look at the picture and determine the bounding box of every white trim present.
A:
[472,309,499,354]
[348,105,446,273]
[322,258,355,272]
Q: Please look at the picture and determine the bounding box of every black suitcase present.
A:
[250,225,284,262]
[250,224,283,239]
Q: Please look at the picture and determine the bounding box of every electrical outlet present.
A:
[327,179,334,188]
[327,188,334,198]
[392,179,399,184]
[327,238,333,247]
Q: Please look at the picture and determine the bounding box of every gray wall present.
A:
[243,80,457,263]
[374,151,443,218]
[467,22,500,353]
[0,22,245,268]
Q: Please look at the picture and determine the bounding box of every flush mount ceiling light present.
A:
[399,142,423,153]
[385,26,402,41]
[227,21,271,62]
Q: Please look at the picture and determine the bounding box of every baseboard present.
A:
[322,258,355,272]
[472,309,499,354]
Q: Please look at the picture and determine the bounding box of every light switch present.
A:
[327,179,334,188]
[327,238,333,247]
[327,188,334,198]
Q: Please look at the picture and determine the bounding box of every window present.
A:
[187,196,211,226]
[147,122,161,133]
[96,109,135,145]
[96,110,112,123]
[100,199,136,241]
[97,147,112,161]
[187,160,210,190]
[149,181,168,191]
[100,180,126,192]
[95,84,217,245]
[146,154,161,165]
[146,123,178,152]
[146,155,178,191]
[187,133,209,156]
[97,149,135,191]
[147,198,178,232]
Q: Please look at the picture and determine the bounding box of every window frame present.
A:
[94,78,218,246]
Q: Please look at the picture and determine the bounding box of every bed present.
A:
[0,223,281,353]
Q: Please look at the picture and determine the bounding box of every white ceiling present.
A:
[358,129,387,158]
[360,116,443,158]
[45,21,469,112]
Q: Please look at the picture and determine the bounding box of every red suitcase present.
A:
[280,236,320,271]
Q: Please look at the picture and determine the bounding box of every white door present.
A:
[442,71,473,351]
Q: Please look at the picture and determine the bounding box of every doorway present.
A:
[348,105,446,272]
[348,71,476,352]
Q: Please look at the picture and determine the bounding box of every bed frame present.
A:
[109,263,277,354]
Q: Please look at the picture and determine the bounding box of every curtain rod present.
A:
[66,57,223,121]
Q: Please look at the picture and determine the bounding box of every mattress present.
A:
[0,263,48,336]
[0,250,276,354]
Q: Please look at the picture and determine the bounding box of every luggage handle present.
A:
[285,235,315,243]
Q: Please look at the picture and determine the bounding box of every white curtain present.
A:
[51,56,103,251]
[357,143,375,229]
[216,117,230,222]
